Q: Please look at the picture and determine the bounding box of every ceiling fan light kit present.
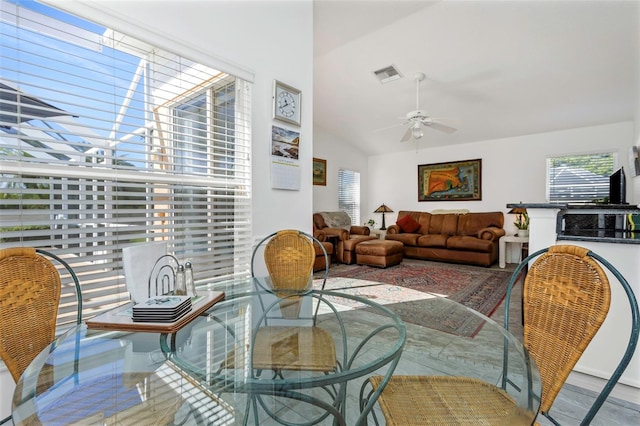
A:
[411,121,424,140]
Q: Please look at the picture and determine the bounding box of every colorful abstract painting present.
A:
[418,159,482,201]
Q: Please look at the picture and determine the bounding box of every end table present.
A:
[370,229,387,240]
[325,234,339,264]
[499,234,529,268]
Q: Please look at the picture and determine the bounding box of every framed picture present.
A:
[271,125,300,159]
[418,159,482,201]
[313,158,327,186]
[273,80,301,126]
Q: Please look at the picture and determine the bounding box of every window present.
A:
[338,169,360,225]
[546,152,615,202]
[0,0,252,326]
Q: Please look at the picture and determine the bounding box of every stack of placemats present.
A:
[132,295,192,322]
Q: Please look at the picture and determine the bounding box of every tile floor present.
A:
[320,260,640,425]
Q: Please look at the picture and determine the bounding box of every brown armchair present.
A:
[312,229,334,272]
[313,212,377,264]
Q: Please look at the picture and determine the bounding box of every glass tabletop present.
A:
[12,277,540,425]
[159,277,407,425]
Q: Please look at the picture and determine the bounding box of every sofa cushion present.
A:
[385,233,420,246]
[429,214,459,235]
[446,235,494,252]
[416,234,448,248]
[396,211,430,234]
[396,214,421,233]
[456,212,504,236]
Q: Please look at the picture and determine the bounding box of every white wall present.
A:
[313,126,369,220]
[2,0,314,419]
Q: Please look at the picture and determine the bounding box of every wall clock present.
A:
[273,80,301,126]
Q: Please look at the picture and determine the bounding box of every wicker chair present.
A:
[0,247,83,425]
[226,230,340,423]
[250,229,335,373]
[363,245,639,425]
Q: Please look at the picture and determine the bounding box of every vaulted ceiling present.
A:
[313,0,639,156]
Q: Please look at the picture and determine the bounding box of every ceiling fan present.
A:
[379,72,457,142]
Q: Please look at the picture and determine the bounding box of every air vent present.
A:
[373,65,402,84]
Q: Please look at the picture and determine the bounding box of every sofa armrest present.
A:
[386,225,401,235]
[313,229,327,242]
[349,225,370,236]
[477,227,506,241]
[322,227,350,241]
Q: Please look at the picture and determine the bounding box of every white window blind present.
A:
[0,0,252,326]
[338,169,360,225]
[546,152,615,203]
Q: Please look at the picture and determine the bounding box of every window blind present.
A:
[546,152,615,203]
[338,169,360,225]
[0,0,252,326]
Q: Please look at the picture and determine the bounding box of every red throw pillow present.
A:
[396,214,420,233]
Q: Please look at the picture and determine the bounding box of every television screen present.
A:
[609,167,626,205]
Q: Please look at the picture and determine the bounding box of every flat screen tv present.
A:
[609,167,626,205]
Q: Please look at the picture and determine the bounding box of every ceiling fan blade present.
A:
[400,126,413,142]
[373,120,409,133]
[426,121,457,134]
[379,73,459,140]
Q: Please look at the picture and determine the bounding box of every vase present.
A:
[517,229,529,237]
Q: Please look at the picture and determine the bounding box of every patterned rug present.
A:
[314,259,512,337]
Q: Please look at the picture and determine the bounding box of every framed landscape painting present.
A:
[418,159,482,201]
[313,158,327,186]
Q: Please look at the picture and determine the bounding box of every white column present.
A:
[527,207,561,255]
[564,241,640,391]
[0,368,14,420]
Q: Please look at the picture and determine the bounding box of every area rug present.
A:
[314,259,512,337]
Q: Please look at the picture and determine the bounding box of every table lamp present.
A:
[374,204,393,230]
[508,205,528,236]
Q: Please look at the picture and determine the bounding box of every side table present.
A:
[499,234,529,268]
[325,234,339,264]
[370,229,387,240]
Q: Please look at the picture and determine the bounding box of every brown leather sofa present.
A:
[313,212,377,264]
[385,210,505,267]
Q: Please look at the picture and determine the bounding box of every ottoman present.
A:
[356,240,404,268]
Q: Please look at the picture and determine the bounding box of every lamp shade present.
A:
[374,204,393,213]
[508,207,527,215]
[374,204,393,230]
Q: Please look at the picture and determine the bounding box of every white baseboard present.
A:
[566,371,639,405]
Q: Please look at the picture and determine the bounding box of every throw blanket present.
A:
[319,211,352,230]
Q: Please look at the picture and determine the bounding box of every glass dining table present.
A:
[11,277,541,425]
